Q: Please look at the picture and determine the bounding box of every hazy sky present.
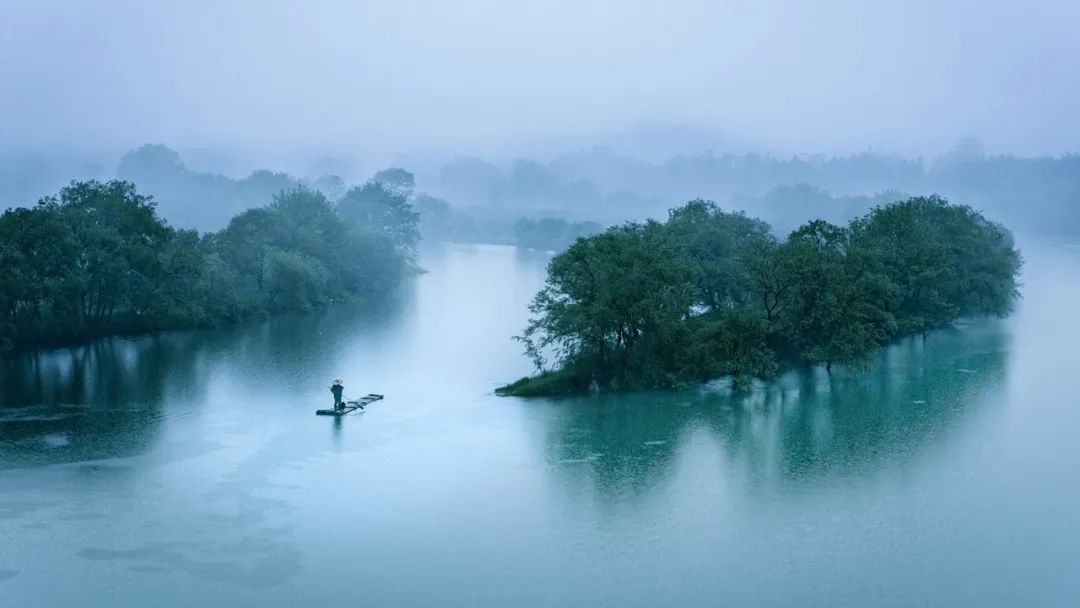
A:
[2,0,1078,163]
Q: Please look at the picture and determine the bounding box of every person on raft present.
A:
[330,379,345,410]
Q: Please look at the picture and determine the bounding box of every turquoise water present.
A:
[1,242,1078,607]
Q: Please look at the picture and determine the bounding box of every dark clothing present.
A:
[331,385,344,408]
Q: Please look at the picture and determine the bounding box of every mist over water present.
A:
[2,1,1080,605]
[1,242,1078,607]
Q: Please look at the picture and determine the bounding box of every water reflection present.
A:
[539,391,700,500]
[0,334,211,468]
[537,319,1011,498]
[0,291,411,469]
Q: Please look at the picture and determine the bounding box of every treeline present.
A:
[116,144,302,231]
[6,139,1080,239]
[0,179,419,353]
[512,218,604,251]
[420,143,1080,237]
[408,184,603,250]
[500,195,1021,396]
[112,147,597,252]
[729,185,908,236]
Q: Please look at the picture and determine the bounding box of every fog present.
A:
[3,0,1080,167]
[4,5,1080,606]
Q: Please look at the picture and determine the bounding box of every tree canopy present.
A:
[338,181,421,260]
[503,195,1021,395]
[0,180,410,353]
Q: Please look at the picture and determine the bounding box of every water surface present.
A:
[2,242,1078,607]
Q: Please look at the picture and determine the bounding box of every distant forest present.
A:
[417,140,1079,239]
[2,137,1078,243]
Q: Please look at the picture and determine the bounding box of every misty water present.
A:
[2,241,1078,607]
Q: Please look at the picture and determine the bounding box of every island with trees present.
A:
[499,196,1022,396]
[0,179,419,353]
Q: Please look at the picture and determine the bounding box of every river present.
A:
[1,241,1079,607]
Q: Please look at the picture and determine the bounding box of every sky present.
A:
[2,0,1078,167]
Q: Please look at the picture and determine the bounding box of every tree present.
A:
[53,180,174,329]
[519,222,694,390]
[372,168,415,197]
[214,207,283,293]
[0,205,79,346]
[689,309,777,389]
[264,250,327,312]
[665,199,772,311]
[337,182,420,258]
[850,195,1021,334]
[781,220,895,371]
[740,235,796,325]
[214,185,399,308]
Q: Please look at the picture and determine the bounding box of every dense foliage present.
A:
[338,181,421,260]
[0,180,410,352]
[502,196,1021,395]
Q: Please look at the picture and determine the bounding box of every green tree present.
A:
[52,180,173,330]
[781,220,895,371]
[338,182,420,257]
[0,205,79,346]
[665,199,772,311]
[519,222,694,390]
[850,195,1021,334]
[213,207,283,294]
[689,309,777,389]
[264,250,328,312]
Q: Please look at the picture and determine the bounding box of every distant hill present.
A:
[116,145,301,231]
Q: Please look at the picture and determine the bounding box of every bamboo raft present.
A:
[316,394,384,416]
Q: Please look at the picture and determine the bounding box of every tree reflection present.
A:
[0,291,410,468]
[538,391,700,500]
[0,333,213,467]
[537,320,1011,499]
